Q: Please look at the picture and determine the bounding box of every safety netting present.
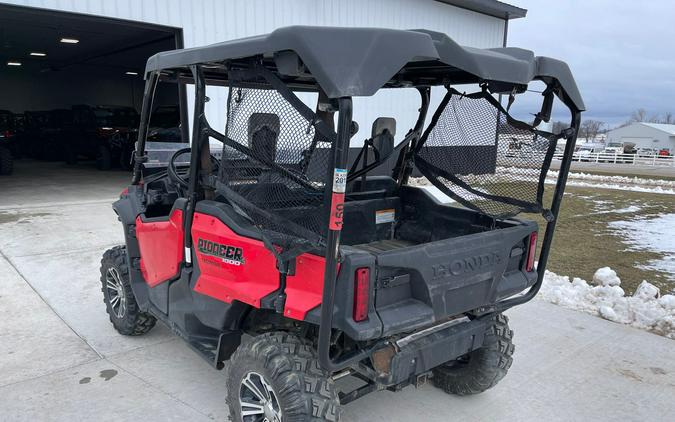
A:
[215,64,336,259]
[414,88,562,219]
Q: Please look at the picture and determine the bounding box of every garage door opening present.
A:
[0,4,185,197]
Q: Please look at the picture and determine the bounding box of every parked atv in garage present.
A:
[68,105,139,170]
[100,26,583,421]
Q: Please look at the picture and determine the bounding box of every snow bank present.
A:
[539,268,675,339]
[592,267,621,286]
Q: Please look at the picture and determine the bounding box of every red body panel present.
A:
[191,212,327,320]
[136,210,184,287]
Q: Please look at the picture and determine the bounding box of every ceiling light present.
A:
[30,52,47,57]
[125,71,139,76]
[60,38,79,44]
[7,61,22,66]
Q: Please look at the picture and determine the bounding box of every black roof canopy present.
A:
[146,26,584,111]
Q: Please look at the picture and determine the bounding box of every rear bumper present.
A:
[372,316,489,386]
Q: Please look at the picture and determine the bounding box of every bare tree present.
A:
[648,114,661,123]
[551,120,569,134]
[630,108,647,122]
[664,112,674,124]
[580,119,604,141]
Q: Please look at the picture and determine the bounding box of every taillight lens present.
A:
[353,268,370,322]
[526,231,538,272]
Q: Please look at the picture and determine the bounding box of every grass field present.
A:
[527,187,675,294]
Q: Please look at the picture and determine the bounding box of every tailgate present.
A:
[372,222,537,336]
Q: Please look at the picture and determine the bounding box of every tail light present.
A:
[526,231,538,272]
[353,267,370,322]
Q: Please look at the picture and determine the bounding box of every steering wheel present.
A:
[168,147,220,189]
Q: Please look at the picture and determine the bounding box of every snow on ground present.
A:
[609,205,642,214]
[584,203,643,215]
[550,170,675,188]
[539,267,675,339]
[608,213,675,281]
[551,179,675,195]
[411,169,675,195]
[546,170,675,194]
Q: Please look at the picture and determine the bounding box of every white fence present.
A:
[553,152,675,167]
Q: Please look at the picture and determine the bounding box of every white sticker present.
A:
[333,168,347,193]
[375,209,396,224]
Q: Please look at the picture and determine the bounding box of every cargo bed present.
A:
[336,184,539,338]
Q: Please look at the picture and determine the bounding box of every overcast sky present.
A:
[509,0,675,127]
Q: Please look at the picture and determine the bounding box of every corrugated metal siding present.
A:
[1,0,505,142]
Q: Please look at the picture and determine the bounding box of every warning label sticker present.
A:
[375,209,395,224]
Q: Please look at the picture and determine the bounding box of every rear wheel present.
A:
[432,313,514,395]
[226,332,341,421]
[0,146,13,175]
[100,246,156,336]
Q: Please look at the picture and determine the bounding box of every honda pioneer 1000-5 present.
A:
[100,26,584,421]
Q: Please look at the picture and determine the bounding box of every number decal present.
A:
[333,168,347,193]
[329,192,345,230]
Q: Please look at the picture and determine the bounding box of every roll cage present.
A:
[131,26,583,372]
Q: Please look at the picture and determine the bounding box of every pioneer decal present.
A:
[431,252,501,279]
[197,238,245,266]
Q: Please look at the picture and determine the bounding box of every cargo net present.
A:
[414,88,562,219]
[215,65,335,259]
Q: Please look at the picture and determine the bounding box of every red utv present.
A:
[100,26,583,420]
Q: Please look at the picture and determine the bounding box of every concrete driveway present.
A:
[1,161,674,421]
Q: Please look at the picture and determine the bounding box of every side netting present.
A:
[215,64,336,260]
[414,87,562,219]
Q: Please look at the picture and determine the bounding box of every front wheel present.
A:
[100,246,156,336]
[226,332,341,421]
[432,313,514,395]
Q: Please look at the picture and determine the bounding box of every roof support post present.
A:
[318,97,373,372]
[132,71,158,185]
[182,65,206,257]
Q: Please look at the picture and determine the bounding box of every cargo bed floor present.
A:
[353,239,417,254]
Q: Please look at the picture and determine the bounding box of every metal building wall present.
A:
[2,0,505,143]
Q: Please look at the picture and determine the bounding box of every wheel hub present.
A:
[105,267,127,319]
[239,371,281,422]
